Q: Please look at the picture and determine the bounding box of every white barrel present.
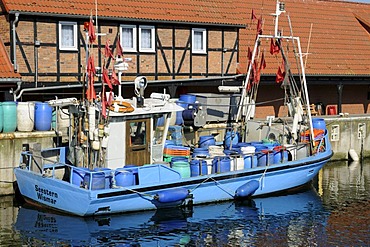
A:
[17,102,34,131]
[240,146,256,154]
[57,108,70,130]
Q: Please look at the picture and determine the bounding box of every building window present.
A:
[139,26,155,52]
[120,25,137,52]
[331,125,340,142]
[59,22,77,51]
[192,28,206,54]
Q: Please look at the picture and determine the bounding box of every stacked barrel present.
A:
[0,101,53,133]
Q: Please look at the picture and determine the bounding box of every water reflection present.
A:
[14,189,327,246]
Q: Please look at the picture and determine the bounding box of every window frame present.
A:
[139,25,155,53]
[120,24,137,52]
[192,28,207,54]
[58,21,78,51]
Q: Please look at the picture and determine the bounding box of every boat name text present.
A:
[35,185,58,204]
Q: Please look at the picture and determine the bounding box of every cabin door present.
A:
[125,118,151,166]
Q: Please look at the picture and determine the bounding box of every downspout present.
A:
[11,80,23,101]
[12,12,20,72]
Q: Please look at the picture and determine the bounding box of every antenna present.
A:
[274,1,286,37]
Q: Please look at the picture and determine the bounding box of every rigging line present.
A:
[305,23,314,69]
[190,176,234,197]
[287,14,304,98]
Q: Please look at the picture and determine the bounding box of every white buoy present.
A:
[88,105,96,140]
[348,149,359,161]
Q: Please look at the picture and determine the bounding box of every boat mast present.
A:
[237,0,315,145]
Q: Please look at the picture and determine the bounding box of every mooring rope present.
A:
[189,175,235,197]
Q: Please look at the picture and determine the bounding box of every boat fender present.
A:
[109,100,134,113]
[235,180,259,199]
[154,188,189,203]
[348,149,359,162]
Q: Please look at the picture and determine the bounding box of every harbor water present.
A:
[0,160,369,246]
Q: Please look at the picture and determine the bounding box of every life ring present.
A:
[109,100,134,113]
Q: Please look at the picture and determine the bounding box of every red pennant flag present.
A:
[252,60,260,84]
[104,40,114,59]
[257,16,263,34]
[111,69,120,86]
[86,56,96,100]
[87,56,96,75]
[270,38,280,55]
[259,52,266,71]
[251,9,257,20]
[88,18,96,44]
[101,83,107,118]
[275,61,286,83]
[108,91,114,105]
[246,81,252,92]
[115,36,123,57]
[102,68,113,90]
[247,47,252,61]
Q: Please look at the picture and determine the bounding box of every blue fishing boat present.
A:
[14,1,333,216]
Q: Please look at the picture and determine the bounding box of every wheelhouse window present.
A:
[59,21,77,51]
[192,28,207,54]
[139,25,155,52]
[120,25,137,52]
[130,121,146,146]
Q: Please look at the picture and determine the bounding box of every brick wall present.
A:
[11,18,238,85]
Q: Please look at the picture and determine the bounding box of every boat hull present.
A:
[14,149,332,216]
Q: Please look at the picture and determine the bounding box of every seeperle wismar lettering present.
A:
[35,185,58,204]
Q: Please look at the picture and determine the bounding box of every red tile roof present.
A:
[1,0,246,26]
[1,0,370,77]
[239,0,370,76]
[0,37,20,79]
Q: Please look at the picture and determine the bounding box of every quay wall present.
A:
[0,132,55,196]
[324,115,370,160]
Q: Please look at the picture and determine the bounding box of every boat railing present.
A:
[188,130,328,172]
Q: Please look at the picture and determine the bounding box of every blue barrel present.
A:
[171,161,191,178]
[192,148,209,158]
[190,159,208,176]
[212,156,231,173]
[175,101,188,125]
[94,168,112,189]
[224,131,239,149]
[199,135,215,148]
[0,103,3,132]
[72,167,90,186]
[312,118,326,130]
[170,157,189,167]
[257,150,274,167]
[115,169,135,187]
[124,165,139,185]
[34,102,53,131]
[2,102,17,133]
[273,146,289,164]
[182,109,196,121]
[243,154,258,169]
[157,116,165,126]
[179,94,196,104]
[83,172,106,190]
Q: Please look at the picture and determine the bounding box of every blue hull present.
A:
[14,139,332,216]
